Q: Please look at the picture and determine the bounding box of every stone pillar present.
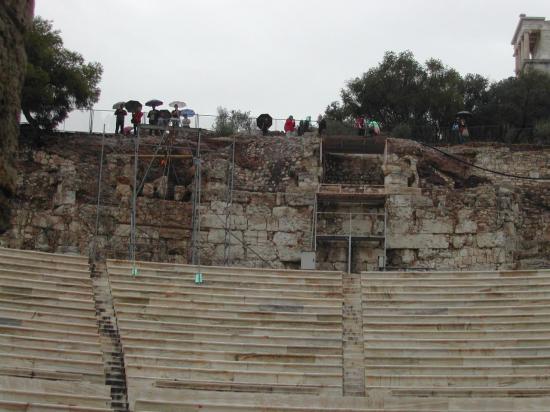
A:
[522,31,531,60]
[0,1,34,233]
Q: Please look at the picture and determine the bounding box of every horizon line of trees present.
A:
[325,50,550,142]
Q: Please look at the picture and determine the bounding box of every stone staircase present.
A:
[105,260,346,410]
[361,269,550,411]
[0,247,114,411]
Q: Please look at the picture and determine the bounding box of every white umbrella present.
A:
[169,101,186,108]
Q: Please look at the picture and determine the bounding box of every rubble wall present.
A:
[0,133,548,271]
[0,0,34,232]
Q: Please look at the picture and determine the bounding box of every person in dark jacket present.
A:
[114,104,127,134]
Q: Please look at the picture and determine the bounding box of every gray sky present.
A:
[36,0,549,123]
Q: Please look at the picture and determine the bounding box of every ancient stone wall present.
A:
[0,132,548,271]
[0,0,34,232]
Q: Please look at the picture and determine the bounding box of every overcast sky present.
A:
[36,0,549,122]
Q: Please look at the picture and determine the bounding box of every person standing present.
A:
[131,109,143,136]
[147,106,160,136]
[355,115,365,136]
[114,104,127,134]
[317,114,327,136]
[284,115,295,136]
[171,104,181,127]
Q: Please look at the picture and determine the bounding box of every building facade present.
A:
[512,14,550,76]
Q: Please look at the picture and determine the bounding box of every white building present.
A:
[511,14,550,76]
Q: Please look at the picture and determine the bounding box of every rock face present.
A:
[0,132,549,271]
[0,0,34,233]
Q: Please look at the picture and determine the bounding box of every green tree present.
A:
[21,17,103,130]
[327,51,487,132]
[213,107,252,135]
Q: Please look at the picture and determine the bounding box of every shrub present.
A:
[391,123,412,139]
[534,119,550,144]
[213,107,252,136]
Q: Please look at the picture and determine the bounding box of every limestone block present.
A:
[477,232,506,248]
[247,215,267,231]
[421,219,453,234]
[246,204,271,216]
[455,219,478,234]
[251,243,278,261]
[214,244,244,260]
[116,184,132,200]
[141,182,154,198]
[173,185,186,201]
[388,234,449,249]
[277,245,302,262]
[200,214,225,229]
[272,206,297,218]
[278,215,309,232]
[53,186,76,206]
[273,232,298,246]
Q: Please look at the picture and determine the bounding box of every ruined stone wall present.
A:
[0,132,548,271]
[385,139,550,270]
[0,0,34,232]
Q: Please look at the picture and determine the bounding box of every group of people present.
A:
[354,115,381,137]
[451,117,469,143]
[283,114,327,137]
[114,104,191,135]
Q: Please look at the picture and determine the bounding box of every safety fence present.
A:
[20,108,318,136]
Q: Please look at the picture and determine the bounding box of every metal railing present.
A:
[20,108,319,136]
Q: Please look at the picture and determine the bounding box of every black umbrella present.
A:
[256,113,273,130]
[125,100,143,112]
[456,111,472,117]
[145,99,163,108]
[158,109,171,119]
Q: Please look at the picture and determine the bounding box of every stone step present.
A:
[118,327,341,347]
[0,375,110,398]
[108,259,339,279]
[365,373,550,387]
[120,336,342,355]
[363,297,550,308]
[0,364,105,385]
[110,282,342,300]
[365,364,550,375]
[130,387,550,411]
[0,315,100,334]
[363,304,550,315]
[0,352,104,375]
[0,298,97,316]
[377,386,550,398]
[363,346,550,357]
[0,268,93,286]
[363,290,550,300]
[362,313,550,322]
[0,291,95,309]
[123,346,341,364]
[0,342,103,362]
[363,329,550,339]
[0,247,88,263]
[362,275,550,286]
[363,318,550,332]
[0,400,112,411]
[0,307,98,326]
[109,271,342,288]
[126,365,341,386]
[363,282,550,292]
[365,337,550,348]
[117,318,342,338]
[0,272,93,291]
[0,388,112,408]
[364,355,550,366]
[0,324,101,343]
[116,308,342,328]
[112,297,341,314]
[361,269,550,279]
[0,333,101,352]
[110,278,341,295]
[0,255,90,273]
[125,354,341,373]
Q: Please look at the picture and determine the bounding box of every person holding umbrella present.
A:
[131,109,143,136]
[169,101,185,127]
[256,113,272,136]
[146,99,163,136]
[284,115,295,137]
[114,103,127,135]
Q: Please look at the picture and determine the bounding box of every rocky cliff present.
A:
[0,0,33,232]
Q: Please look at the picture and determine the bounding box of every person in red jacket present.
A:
[131,109,143,135]
[284,115,295,136]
